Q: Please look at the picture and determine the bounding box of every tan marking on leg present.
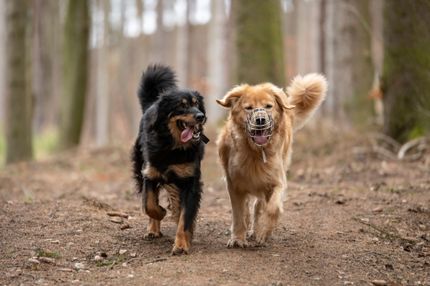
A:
[168,163,195,178]
[164,184,180,223]
[144,190,166,221]
[143,165,162,179]
[144,218,162,240]
[172,211,192,255]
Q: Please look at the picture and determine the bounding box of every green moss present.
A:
[95,254,127,267]
[59,0,90,150]
[383,0,430,143]
[408,126,425,140]
[35,248,61,258]
[34,128,59,160]
[234,0,285,86]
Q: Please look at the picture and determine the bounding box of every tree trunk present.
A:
[233,0,285,87]
[324,0,373,124]
[206,0,226,124]
[59,0,90,150]
[152,0,166,63]
[176,0,190,86]
[319,0,326,75]
[296,0,319,75]
[95,0,110,146]
[135,0,144,34]
[5,0,33,163]
[32,0,58,132]
[283,0,297,80]
[383,0,430,143]
[347,0,373,125]
[0,0,5,125]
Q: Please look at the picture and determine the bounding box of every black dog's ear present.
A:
[144,105,159,128]
[192,91,206,114]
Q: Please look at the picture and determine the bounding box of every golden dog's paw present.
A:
[247,232,256,241]
[227,238,248,248]
[254,232,269,246]
[144,232,163,240]
[171,245,189,255]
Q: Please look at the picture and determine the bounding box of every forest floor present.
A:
[0,127,429,286]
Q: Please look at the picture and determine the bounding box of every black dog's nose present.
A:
[195,113,205,122]
[256,117,266,125]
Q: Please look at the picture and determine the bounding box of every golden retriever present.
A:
[216,74,328,247]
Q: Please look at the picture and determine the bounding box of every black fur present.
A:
[137,64,177,113]
[131,64,207,250]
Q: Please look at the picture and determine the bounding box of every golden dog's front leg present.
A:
[227,186,249,248]
[249,198,265,241]
[254,186,284,245]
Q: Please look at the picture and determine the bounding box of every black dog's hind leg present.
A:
[172,178,202,255]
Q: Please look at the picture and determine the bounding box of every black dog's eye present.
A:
[265,104,273,109]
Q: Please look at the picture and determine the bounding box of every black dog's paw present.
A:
[171,246,189,255]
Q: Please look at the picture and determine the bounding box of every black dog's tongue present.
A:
[201,134,210,144]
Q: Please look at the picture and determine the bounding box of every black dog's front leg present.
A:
[143,178,166,221]
[171,176,202,255]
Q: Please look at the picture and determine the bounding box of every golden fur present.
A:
[216,74,327,247]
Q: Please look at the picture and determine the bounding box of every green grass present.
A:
[34,128,59,160]
[0,128,59,167]
[95,254,128,267]
[35,248,61,258]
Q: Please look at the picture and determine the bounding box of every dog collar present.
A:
[201,134,210,144]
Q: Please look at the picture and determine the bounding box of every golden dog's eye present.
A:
[245,106,253,111]
[265,104,273,109]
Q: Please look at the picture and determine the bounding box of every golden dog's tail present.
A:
[286,73,328,131]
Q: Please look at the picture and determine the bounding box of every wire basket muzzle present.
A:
[246,108,274,139]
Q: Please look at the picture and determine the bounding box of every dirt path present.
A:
[1,130,429,286]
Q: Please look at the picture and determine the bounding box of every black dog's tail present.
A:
[138,64,177,113]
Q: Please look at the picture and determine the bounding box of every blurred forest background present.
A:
[0,0,429,165]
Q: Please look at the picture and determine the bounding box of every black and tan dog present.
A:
[131,65,208,255]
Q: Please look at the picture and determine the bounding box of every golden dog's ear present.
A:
[216,85,247,108]
[267,84,295,110]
